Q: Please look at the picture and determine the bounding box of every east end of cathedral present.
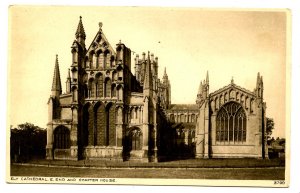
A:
[46,17,268,162]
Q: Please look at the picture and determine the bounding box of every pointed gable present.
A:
[209,81,256,100]
[86,22,116,57]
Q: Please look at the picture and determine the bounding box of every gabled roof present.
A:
[86,22,116,56]
[209,82,255,98]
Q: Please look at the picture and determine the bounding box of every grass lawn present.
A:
[10,165,285,180]
[20,158,285,168]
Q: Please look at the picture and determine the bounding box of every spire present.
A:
[206,71,209,85]
[143,51,153,91]
[51,55,62,95]
[164,67,166,75]
[75,16,86,40]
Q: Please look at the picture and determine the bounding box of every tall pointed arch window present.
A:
[88,78,96,98]
[105,78,111,97]
[95,73,103,98]
[216,102,246,143]
[111,84,116,97]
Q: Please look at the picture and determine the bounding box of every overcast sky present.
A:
[8,6,288,138]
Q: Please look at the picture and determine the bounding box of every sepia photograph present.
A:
[7,6,289,187]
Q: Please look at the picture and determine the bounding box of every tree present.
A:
[10,122,46,162]
[266,117,274,140]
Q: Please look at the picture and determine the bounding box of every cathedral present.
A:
[46,17,268,162]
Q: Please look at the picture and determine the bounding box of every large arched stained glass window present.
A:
[216,102,246,143]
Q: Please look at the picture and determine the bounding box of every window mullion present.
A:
[233,115,235,144]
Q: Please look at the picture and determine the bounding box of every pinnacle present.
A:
[75,16,86,39]
[206,71,209,84]
[67,68,71,79]
[256,72,261,86]
[198,80,203,94]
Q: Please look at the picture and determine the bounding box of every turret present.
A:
[51,55,62,97]
[196,71,209,106]
[256,72,263,98]
[143,52,153,96]
[116,40,131,69]
[154,57,158,76]
[150,53,156,77]
[70,16,89,103]
[47,55,62,160]
[71,16,87,70]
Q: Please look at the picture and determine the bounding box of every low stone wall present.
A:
[84,146,122,159]
[210,145,260,158]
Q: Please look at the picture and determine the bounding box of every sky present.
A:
[8,6,288,138]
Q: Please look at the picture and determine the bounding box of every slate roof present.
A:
[168,104,198,111]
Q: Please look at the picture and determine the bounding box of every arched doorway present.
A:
[130,129,142,151]
[123,127,143,161]
[53,126,70,150]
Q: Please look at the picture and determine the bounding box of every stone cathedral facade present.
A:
[194,73,268,158]
[46,17,268,162]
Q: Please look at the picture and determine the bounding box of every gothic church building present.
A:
[194,73,268,159]
[46,17,268,162]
